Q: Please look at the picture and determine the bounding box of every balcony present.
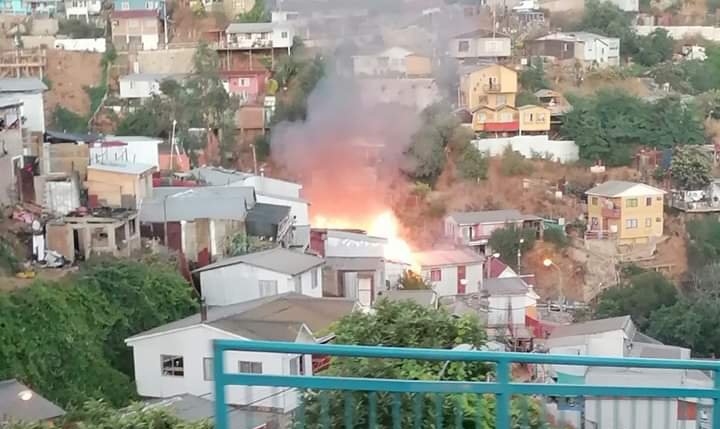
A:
[482,83,502,93]
[216,38,273,50]
[212,340,720,429]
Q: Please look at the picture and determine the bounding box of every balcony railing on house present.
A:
[213,340,720,429]
[482,83,502,93]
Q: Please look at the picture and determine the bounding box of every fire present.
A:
[313,210,418,269]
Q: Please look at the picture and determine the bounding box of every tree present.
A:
[647,297,720,357]
[500,146,534,176]
[519,59,548,93]
[235,0,269,22]
[633,28,674,67]
[457,143,488,181]
[671,146,713,190]
[0,257,198,407]
[488,226,537,271]
[576,0,638,57]
[686,217,720,269]
[225,232,275,256]
[594,271,677,331]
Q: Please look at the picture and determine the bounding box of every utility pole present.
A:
[163,0,168,50]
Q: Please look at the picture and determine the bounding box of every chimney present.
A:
[200,298,208,322]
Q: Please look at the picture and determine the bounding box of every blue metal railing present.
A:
[213,339,720,429]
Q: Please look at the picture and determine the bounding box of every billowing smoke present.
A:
[271,73,421,227]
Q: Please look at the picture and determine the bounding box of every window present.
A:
[478,112,487,122]
[525,113,533,121]
[626,219,638,229]
[496,95,507,105]
[312,268,319,289]
[591,197,598,206]
[281,31,288,38]
[238,361,263,374]
[626,198,638,208]
[430,269,442,282]
[656,217,662,222]
[500,111,513,121]
[294,276,302,293]
[646,197,652,206]
[645,218,652,227]
[238,78,249,87]
[289,357,300,375]
[656,196,662,201]
[161,355,184,377]
[458,40,470,52]
[203,357,213,381]
[259,280,278,297]
[121,0,128,8]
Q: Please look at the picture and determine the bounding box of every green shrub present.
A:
[500,146,534,176]
[543,227,569,249]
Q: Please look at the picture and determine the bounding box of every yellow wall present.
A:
[519,106,551,132]
[87,169,148,208]
[618,195,664,242]
[405,55,432,76]
[472,106,517,131]
[463,64,518,111]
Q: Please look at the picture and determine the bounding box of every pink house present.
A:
[444,209,543,254]
[220,70,269,104]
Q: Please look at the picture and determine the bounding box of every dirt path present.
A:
[45,50,103,121]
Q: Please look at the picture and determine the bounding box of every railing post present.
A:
[496,359,511,429]
[714,369,720,429]
[213,341,228,429]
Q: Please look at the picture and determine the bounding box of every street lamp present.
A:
[543,258,565,305]
[517,238,525,273]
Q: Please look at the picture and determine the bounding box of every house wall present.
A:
[450,36,511,59]
[525,40,582,61]
[255,194,309,226]
[324,233,385,259]
[405,55,432,76]
[112,17,160,51]
[65,0,103,19]
[472,106,518,131]
[618,194,664,243]
[42,178,81,215]
[55,38,106,52]
[463,65,518,111]
[240,176,301,199]
[86,169,152,209]
[41,142,90,177]
[422,262,482,297]
[487,294,536,327]
[122,138,161,167]
[200,263,323,306]
[519,106,551,132]
[472,135,579,163]
[128,325,307,412]
[0,119,24,206]
[119,78,161,99]
[14,92,45,133]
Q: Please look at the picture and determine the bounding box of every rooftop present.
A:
[139,186,256,222]
[143,394,278,428]
[0,77,47,93]
[119,73,185,82]
[324,256,385,272]
[226,22,288,33]
[0,379,65,423]
[549,315,633,339]
[482,277,530,296]
[88,163,155,175]
[126,293,356,342]
[112,9,159,18]
[585,180,666,197]
[448,209,541,225]
[193,247,324,276]
[415,248,484,268]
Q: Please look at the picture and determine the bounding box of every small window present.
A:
[563,43,569,52]
[281,31,288,38]
[646,197,652,206]
[203,357,213,381]
[312,268,319,289]
[161,355,184,377]
[591,197,598,206]
[259,280,278,297]
[430,269,442,282]
[626,198,638,208]
[294,276,302,293]
[645,218,652,227]
[238,361,263,374]
[478,113,487,122]
[656,217,662,222]
[626,219,638,229]
[458,40,470,52]
[289,357,300,375]
[656,196,662,201]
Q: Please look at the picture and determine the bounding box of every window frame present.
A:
[646,197,652,206]
[430,269,442,282]
[259,279,278,297]
[458,40,470,52]
[161,354,184,377]
[238,361,263,374]
[626,218,638,229]
[626,198,638,208]
[203,357,213,381]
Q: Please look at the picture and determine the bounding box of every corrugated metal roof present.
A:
[144,394,278,428]
[88,163,155,175]
[482,277,529,296]
[0,78,47,93]
[139,186,256,222]
[193,247,323,275]
[226,22,275,33]
[549,316,633,339]
[0,379,65,423]
[585,180,666,197]
[415,248,484,268]
[126,293,356,341]
[448,209,540,225]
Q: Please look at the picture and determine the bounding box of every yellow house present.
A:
[461,64,518,112]
[405,54,433,77]
[86,163,155,209]
[472,105,518,132]
[518,105,551,133]
[585,181,666,244]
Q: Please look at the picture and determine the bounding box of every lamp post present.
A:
[517,238,525,273]
[543,258,565,305]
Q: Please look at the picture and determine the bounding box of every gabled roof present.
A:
[448,209,541,225]
[518,104,550,111]
[482,277,529,296]
[452,28,510,39]
[0,379,65,423]
[88,162,155,175]
[472,103,517,113]
[585,180,666,197]
[549,315,633,339]
[0,78,47,93]
[193,247,324,275]
[415,248,484,268]
[139,186,256,222]
[487,258,515,278]
[126,293,356,342]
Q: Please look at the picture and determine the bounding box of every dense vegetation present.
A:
[301,299,544,427]
[488,226,537,271]
[0,257,197,407]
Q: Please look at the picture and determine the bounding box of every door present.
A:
[457,265,467,294]
[358,276,373,306]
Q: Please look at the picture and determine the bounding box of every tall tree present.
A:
[671,146,713,190]
[488,226,537,271]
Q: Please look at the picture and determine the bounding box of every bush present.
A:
[500,146,534,176]
[543,227,569,249]
[58,19,104,38]
[53,106,88,133]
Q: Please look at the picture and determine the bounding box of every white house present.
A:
[124,293,356,412]
[414,248,484,297]
[356,78,441,112]
[119,73,179,100]
[64,0,102,21]
[100,135,162,168]
[544,316,710,429]
[531,32,620,68]
[0,78,47,134]
[223,22,295,52]
[196,247,324,306]
[444,209,542,254]
[482,277,538,330]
